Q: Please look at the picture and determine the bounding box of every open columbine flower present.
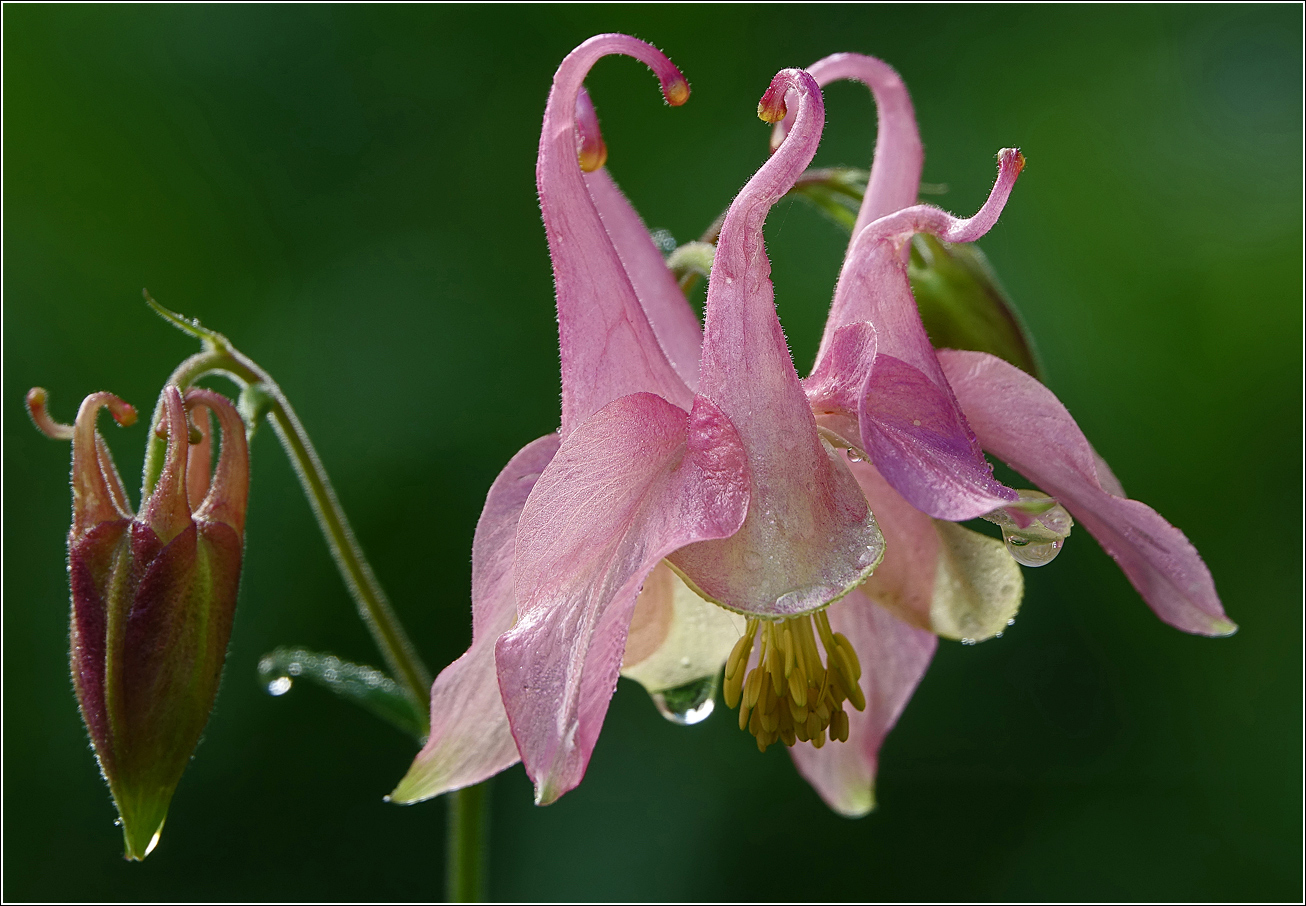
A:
[27,384,248,858]
[764,53,1234,814]
[393,37,1233,817]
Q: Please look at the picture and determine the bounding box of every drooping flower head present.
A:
[27,384,249,859]
[394,37,1233,820]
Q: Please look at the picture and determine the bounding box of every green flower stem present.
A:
[141,301,432,717]
[446,783,491,903]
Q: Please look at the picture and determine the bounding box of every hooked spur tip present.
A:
[105,397,138,428]
[663,75,690,107]
[26,387,74,439]
[28,388,136,439]
[1002,147,1026,176]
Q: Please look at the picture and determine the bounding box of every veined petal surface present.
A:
[940,349,1233,637]
[498,392,749,804]
[586,166,703,389]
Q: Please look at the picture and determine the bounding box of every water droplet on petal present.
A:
[266,676,293,696]
[1002,530,1064,566]
[651,675,717,726]
[995,631,1004,639]
[1007,618,1016,626]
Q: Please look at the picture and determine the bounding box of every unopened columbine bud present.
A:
[27,383,249,860]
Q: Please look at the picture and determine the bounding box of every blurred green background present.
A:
[4,5,1300,901]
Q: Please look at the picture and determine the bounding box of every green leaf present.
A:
[907,234,1042,379]
[257,646,429,742]
[788,167,867,232]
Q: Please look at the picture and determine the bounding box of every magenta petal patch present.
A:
[497,392,748,804]
[859,353,1012,521]
[939,349,1234,637]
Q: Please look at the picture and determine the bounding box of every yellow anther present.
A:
[834,632,862,680]
[831,709,850,743]
[766,634,784,696]
[726,620,757,680]
[744,665,763,709]
[760,686,779,732]
[722,608,867,753]
[787,668,807,709]
[723,666,745,710]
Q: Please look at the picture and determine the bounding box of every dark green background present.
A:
[4,5,1301,902]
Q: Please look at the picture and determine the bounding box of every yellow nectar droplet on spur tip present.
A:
[664,78,690,106]
[757,98,786,124]
[577,140,608,173]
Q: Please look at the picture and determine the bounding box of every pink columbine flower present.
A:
[27,384,249,857]
[392,37,1233,817]
[769,53,1234,814]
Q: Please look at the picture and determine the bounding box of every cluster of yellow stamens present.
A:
[722,611,865,752]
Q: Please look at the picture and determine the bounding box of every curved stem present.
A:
[446,783,491,902]
[143,337,432,717]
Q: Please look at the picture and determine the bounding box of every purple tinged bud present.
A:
[30,385,249,860]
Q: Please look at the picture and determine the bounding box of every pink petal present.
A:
[789,589,937,817]
[939,349,1235,637]
[772,53,923,237]
[816,150,1026,521]
[803,320,878,430]
[390,434,560,803]
[538,35,694,436]
[859,352,1013,521]
[672,69,884,617]
[845,457,938,632]
[585,165,703,390]
[497,392,749,804]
